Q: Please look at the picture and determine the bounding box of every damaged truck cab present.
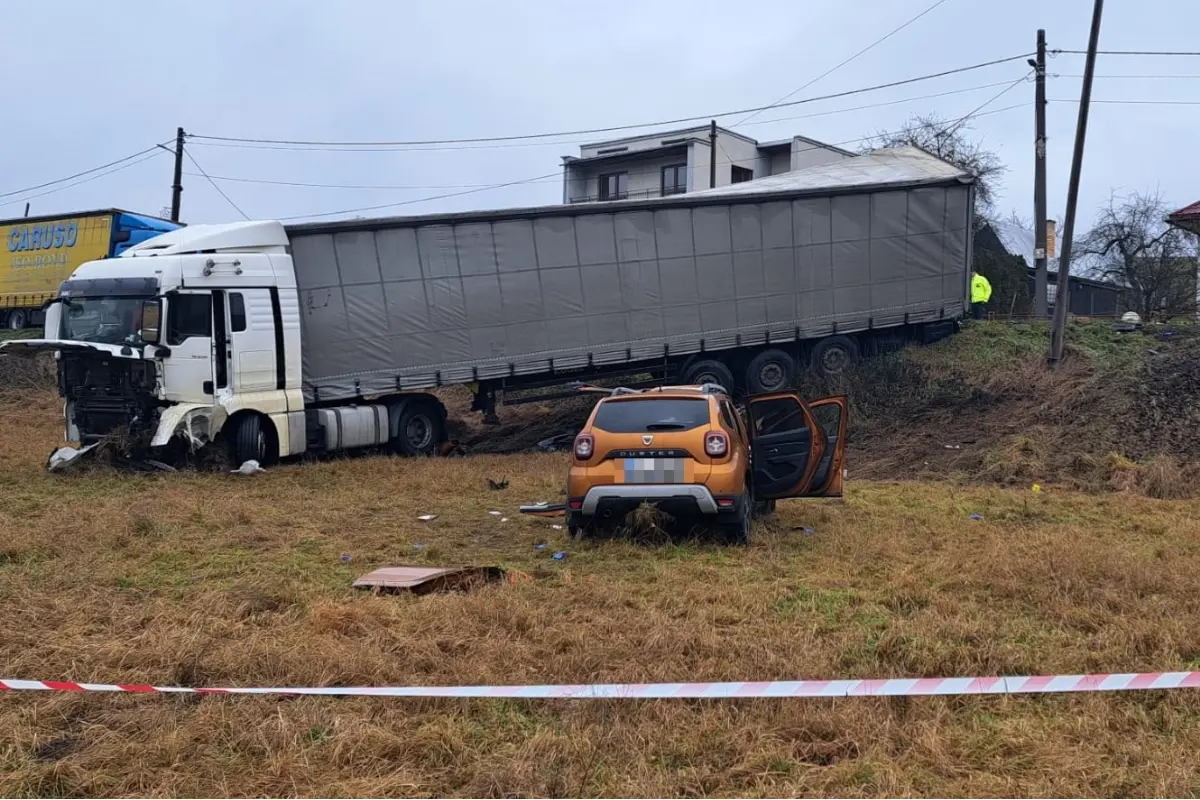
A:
[7,221,448,466]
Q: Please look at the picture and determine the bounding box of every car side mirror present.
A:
[140,299,162,344]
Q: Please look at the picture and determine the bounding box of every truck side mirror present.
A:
[141,299,162,344]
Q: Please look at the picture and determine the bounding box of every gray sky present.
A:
[3,0,1198,231]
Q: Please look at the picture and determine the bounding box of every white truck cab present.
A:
[2,221,446,465]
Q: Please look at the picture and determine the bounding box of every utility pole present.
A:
[1049,0,1104,365]
[170,127,185,223]
[1032,29,1049,319]
[709,120,718,189]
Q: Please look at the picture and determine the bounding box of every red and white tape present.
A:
[2,672,1199,699]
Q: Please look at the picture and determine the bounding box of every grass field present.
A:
[3,387,1200,797]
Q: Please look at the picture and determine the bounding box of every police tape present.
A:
[2,672,1200,699]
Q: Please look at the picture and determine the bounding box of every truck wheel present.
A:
[745,349,796,394]
[810,335,860,377]
[7,309,28,331]
[682,359,735,393]
[231,414,269,466]
[393,401,443,457]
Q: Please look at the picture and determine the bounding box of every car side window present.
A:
[751,397,809,437]
[167,293,213,346]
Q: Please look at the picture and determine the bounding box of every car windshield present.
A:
[60,296,149,345]
[592,398,710,433]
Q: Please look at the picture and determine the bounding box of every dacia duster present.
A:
[566,384,847,542]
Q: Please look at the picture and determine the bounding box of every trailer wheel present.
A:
[7,309,28,331]
[745,349,796,393]
[393,401,442,457]
[682,359,735,393]
[810,335,860,377]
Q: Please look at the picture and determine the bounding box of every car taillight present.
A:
[705,431,729,457]
[573,433,595,460]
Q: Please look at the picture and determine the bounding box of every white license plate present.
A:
[622,458,684,483]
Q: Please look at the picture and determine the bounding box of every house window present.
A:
[731,166,754,184]
[662,164,687,196]
[598,172,628,201]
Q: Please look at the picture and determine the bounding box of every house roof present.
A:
[1167,200,1200,234]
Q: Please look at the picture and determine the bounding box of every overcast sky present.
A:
[2,0,1198,231]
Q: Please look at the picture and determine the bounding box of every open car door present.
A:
[805,395,849,497]
[745,392,826,500]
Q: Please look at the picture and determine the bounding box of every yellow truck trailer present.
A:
[2,209,178,330]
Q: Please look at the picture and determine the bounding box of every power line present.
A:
[182,146,250,220]
[279,102,1025,223]
[1055,73,1200,79]
[0,144,166,201]
[1049,98,1200,105]
[1055,49,1200,57]
[187,52,1032,150]
[738,0,953,125]
[0,151,166,211]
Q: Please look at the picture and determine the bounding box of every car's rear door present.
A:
[805,395,849,497]
[745,391,826,499]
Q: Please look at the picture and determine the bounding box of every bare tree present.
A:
[864,113,1007,220]
[1081,191,1199,321]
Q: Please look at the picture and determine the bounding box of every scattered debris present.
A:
[550,524,564,530]
[535,543,547,550]
[520,502,567,517]
[969,513,984,521]
[1031,483,1043,495]
[487,477,509,491]
[411,543,427,551]
[943,444,962,450]
[46,444,98,472]
[231,460,265,476]
[417,514,437,522]
[791,526,817,536]
[488,511,502,517]
[341,554,352,563]
[537,432,576,452]
[353,565,506,594]
[552,552,568,561]
[500,517,509,523]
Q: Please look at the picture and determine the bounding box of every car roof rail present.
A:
[698,383,729,395]
[609,386,640,396]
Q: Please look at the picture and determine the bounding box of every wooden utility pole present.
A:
[1032,29,1049,319]
[709,120,718,189]
[170,127,185,223]
[1049,0,1103,365]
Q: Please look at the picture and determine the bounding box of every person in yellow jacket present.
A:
[970,270,992,320]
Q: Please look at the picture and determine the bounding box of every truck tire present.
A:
[744,349,796,394]
[393,400,443,457]
[7,309,28,331]
[231,414,269,466]
[810,335,860,378]
[682,359,735,393]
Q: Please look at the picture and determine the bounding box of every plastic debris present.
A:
[535,543,548,550]
[1031,483,1042,495]
[552,551,567,561]
[943,444,962,450]
[969,513,984,521]
[341,554,352,562]
[488,511,502,517]
[791,526,817,535]
[412,543,427,551]
[417,514,437,522]
[231,459,265,476]
[550,524,564,530]
[500,517,509,523]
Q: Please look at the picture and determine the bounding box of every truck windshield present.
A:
[60,297,149,345]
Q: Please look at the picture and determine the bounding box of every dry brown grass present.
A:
[4,389,1200,797]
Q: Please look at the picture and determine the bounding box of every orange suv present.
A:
[566,384,847,542]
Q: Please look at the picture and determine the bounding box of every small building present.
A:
[1166,201,1200,319]
[975,219,1123,317]
[560,124,852,205]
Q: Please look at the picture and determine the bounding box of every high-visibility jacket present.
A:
[971,273,993,304]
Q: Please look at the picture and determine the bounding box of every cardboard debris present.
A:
[352,565,506,594]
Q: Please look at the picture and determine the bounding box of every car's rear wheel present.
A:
[720,490,752,545]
